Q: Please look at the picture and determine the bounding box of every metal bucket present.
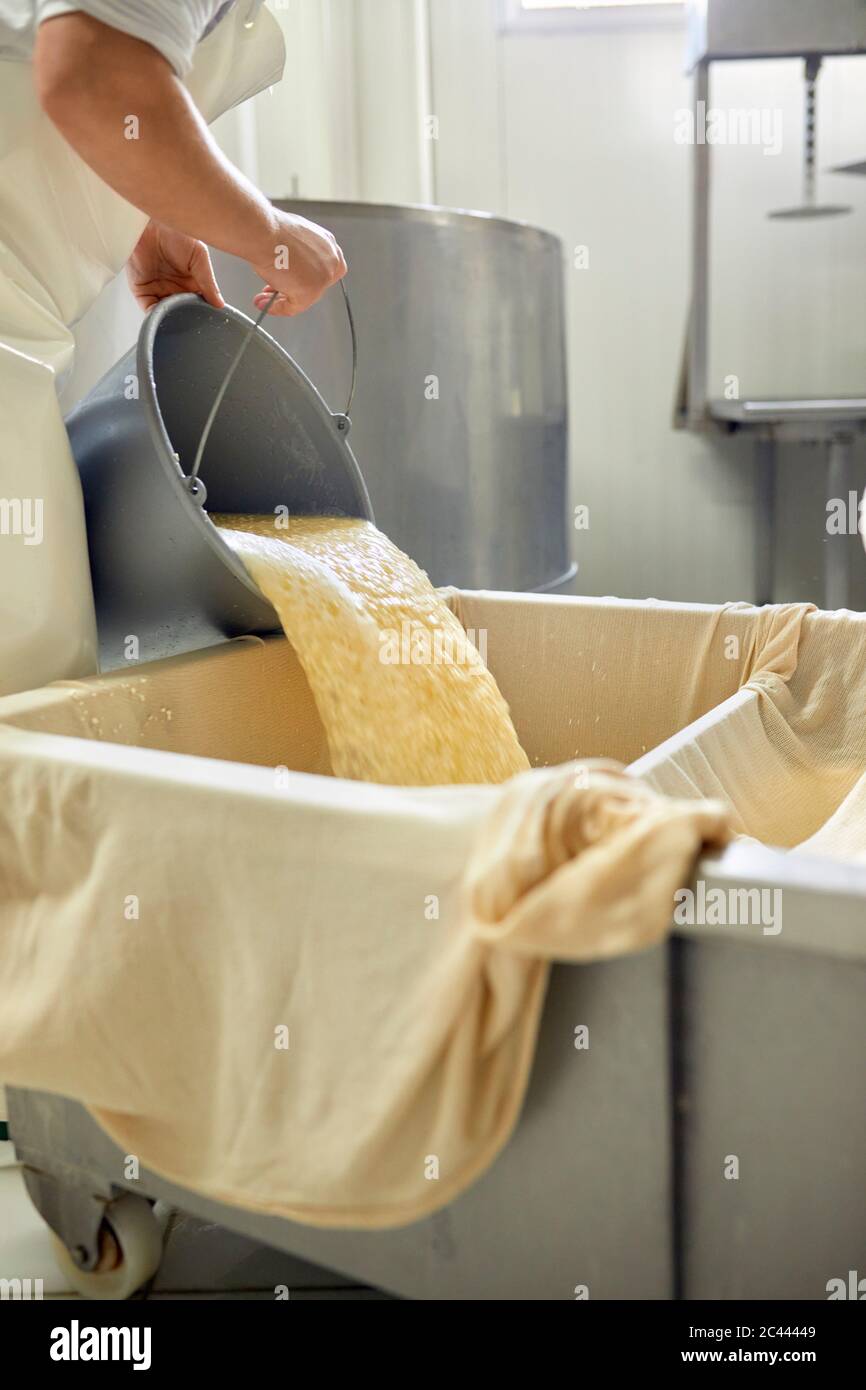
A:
[210,201,574,593]
[67,293,373,669]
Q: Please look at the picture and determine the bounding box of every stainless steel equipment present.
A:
[686,0,866,65]
[211,200,574,593]
[6,630,866,1300]
[768,57,852,220]
[680,1,866,608]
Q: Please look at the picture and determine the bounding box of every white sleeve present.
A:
[36,0,226,77]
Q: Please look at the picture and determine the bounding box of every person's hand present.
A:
[250,210,347,317]
[126,221,224,312]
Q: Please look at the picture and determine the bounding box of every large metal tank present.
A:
[211,200,573,592]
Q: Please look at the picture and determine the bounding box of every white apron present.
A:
[0,3,284,697]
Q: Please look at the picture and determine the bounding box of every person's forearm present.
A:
[34,15,278,268]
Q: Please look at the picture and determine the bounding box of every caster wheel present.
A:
[51,1194,164,1300]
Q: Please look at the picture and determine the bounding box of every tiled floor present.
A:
[0,1157,389,1300]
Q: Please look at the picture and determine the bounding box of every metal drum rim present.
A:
[269,197,564,250]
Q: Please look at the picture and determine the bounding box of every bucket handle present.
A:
[338,279,357,422]
[185,279,357,500]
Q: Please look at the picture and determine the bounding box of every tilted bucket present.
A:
[67,293,373,669]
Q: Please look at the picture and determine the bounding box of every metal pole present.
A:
[688,62,711,428]
[754,437,776,606]
[825,436,853,610]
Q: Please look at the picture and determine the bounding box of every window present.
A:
[500,0,686,33]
